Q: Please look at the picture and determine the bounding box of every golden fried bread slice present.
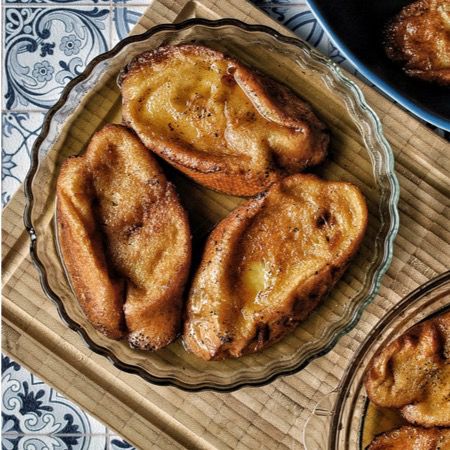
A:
[119,45,329,196]
[384,0,450,85]
[57,124,191,350]
[367,426,450,450]
[401,363,450,427]
[365,311,450,427]
[183,174,367,360]
[57,156,126,340]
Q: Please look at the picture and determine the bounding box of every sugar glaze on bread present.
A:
[183,174,367,360]
[119,44,329,196]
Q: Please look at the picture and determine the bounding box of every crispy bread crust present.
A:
[119,44,329,196]
[57,160,126,340]
[183,174,367,360]
[56,124,191,350]
[367,426,450,450]
[365,311,450,427]
[384,0,450,85]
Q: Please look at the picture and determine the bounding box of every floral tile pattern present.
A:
[3,6,110,110]
[2,111,45,206]
[259,5,355,73]
[2,356,107,449]
[109,436,136,450]
[3,435,107,450]
[1,1,448,449]
[111,6,147,45]
[112,0,150,6]
[4,0,109,4]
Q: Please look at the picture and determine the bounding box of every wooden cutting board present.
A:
[2,0,449,448]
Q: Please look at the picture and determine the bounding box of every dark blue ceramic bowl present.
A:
[307,0,450,131]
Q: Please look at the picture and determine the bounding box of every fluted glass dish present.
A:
[303,271,450,449]
[24,19,399,391]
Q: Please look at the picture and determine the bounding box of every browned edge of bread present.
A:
[119,44,330,197]
[183,173,368,360]
[56,124,192,350]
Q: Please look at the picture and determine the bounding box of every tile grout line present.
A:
[112,3,150,7]
[1,3,110,7]
[2,433,111,436]
[3,431,113,448]
[2,7,6,110]
[2,109,47,113]
[1,2,152,7]
[0,2,308,7]
[109,0,113,50]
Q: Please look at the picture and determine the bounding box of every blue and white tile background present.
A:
[1,1,447,449]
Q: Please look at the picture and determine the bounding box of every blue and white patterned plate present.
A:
[306,0,450,131]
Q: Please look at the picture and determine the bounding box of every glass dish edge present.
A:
[22,18,400,392]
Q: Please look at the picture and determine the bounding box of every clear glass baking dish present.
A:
[24,18,399,391]
[303,271,450,449]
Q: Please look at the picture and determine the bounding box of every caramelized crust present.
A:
[384,0,450,85]
[367,426,450,450]
[119,45,329,196]
[57,124,191,350]
[365,311,450,427]
[183,174,367,360]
